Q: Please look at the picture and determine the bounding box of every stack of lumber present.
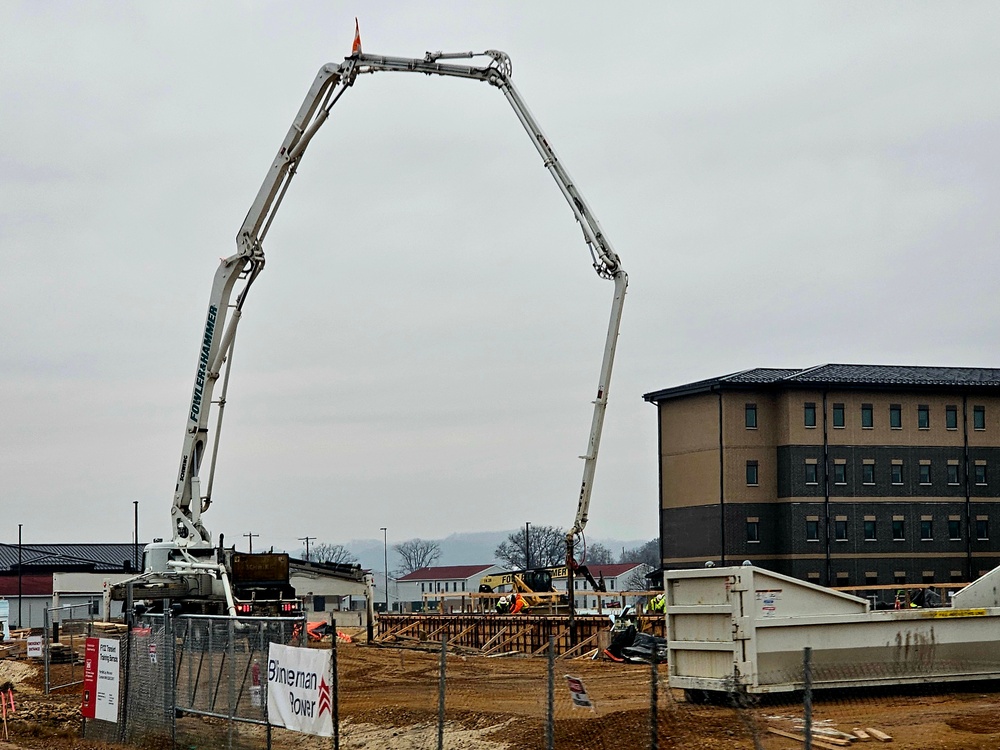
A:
[769,723,893,747]
[91,622,128,636]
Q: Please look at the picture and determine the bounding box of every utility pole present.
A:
[133,501,139,571]
[243,533,260,554]
[525,522,531,570]
[298,536,316,561]
[380,528,389,613]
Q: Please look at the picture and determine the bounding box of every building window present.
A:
[833,463,847,485]
[974,405,986,430]
[862,463,875,485]
[864,519,876,540]
[919,463,931,485]
[745,403,757,429]
[421,583,425,593]
[746,460,759,486]
[865,572,878,586]
[977,518,989,540]
[805,462,818,485]
[834,519,848,541]
[946,405,958,430]
[806,519,820,541]
[949,519,961,540]
[976,463,988,485]
[948,464,960,485]
[746,520,760,543]
[894,571,907,585]
[920,519,933,541]
[917,405,930,429]
[861,403,873,429]
[890,404,902,429]
[804,402,817,428]
[892,519,905,540]
[832,403,845,428]
[891,462,903,485]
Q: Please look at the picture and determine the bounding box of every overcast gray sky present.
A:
[3,3,999,554]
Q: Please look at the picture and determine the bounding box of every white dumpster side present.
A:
[666,565,1000,695]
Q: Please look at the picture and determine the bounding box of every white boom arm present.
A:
[171,50,627,558]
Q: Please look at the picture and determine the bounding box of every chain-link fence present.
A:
[81,612,306,748]
[43,602,97,693]
[74,617,1000,749]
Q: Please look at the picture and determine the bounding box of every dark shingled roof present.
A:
[644,364,1000,402]
[0,543,143,572]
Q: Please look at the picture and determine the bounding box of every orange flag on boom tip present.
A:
[352,18,363,55]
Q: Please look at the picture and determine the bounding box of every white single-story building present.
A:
[396,564,506,612]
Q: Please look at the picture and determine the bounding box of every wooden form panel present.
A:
[375,613,665,657]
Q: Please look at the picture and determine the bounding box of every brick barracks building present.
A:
[643,365,1000,588]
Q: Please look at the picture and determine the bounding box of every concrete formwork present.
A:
[376,613,665,657]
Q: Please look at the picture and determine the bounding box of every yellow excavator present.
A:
[479,564,606,611]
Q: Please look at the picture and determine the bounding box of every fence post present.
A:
[803,646,812,750]
[228,617,236,750]
[120,583,133,743]
[438,633,446,750]
[43,606,50,695]
[166,609,176,746]
[546,637,555,750]
[650,658,659,750]
[331,615,340,750]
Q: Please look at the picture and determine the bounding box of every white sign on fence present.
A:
[266,643,333,737]
[0,601,10,640]
[26,635,43,658]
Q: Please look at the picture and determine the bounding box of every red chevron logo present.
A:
[318,677,332,717]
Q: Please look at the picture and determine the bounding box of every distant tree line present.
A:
[493,526,659,572]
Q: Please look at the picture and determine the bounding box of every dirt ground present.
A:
[2,642,1000,749]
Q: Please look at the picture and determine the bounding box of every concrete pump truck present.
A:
[111,40,627,618]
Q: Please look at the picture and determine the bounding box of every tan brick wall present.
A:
[659,393,718,454]
[662,450,719,509]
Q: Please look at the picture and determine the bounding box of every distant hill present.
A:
[342,530,649,574]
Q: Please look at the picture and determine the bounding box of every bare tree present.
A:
[304,543,357,565]
[393,538,442,575]
[494,525,566,569]
[619,538,660,568]
[583,541,615,566]
[622,564,654,591]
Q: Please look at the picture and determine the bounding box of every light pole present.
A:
[525,521,531,570]
[133,501,139,571]
[17,524,22,628]
[380,527,389,613]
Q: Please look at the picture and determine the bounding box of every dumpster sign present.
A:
[756,589,782,618]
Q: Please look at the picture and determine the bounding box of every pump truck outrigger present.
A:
[110,43,626,619]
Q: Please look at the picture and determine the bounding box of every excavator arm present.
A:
[170,49,627,575]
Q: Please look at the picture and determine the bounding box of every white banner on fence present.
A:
[94,638,120,723]
[266,643,333,737]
